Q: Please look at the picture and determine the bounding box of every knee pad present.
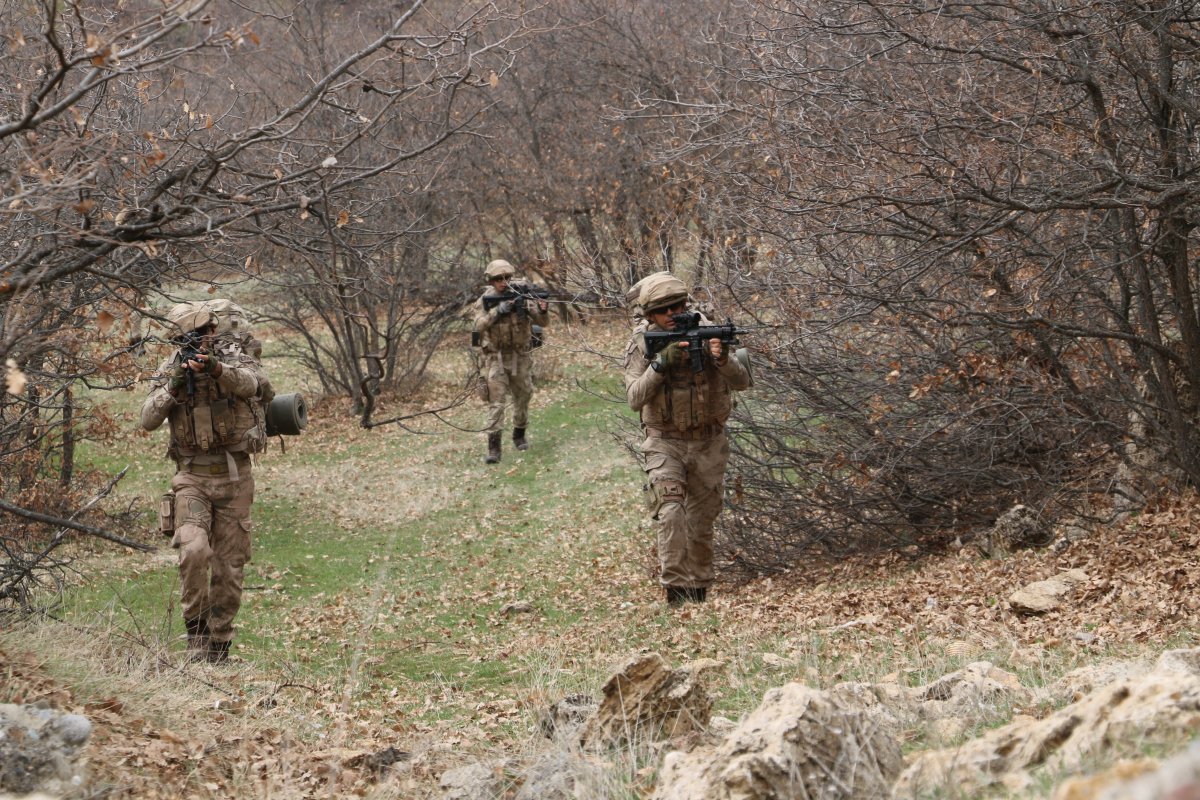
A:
[174,524,213,562]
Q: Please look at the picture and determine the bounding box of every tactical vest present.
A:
[633,319,735,432]
[167,338,271,461]
[477,294,536,354]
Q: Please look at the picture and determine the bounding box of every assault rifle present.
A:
[643,312,746,373]
[481,282,552,316]
[172,329,211,396]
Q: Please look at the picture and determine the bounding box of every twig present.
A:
[0,496,154,552]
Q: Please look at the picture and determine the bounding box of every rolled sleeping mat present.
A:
[531,324,545,348]
[265,392,308,436]
[734,347,753,387]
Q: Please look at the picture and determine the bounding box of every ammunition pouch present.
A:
[158,492,176,537]
[265,392,308,437]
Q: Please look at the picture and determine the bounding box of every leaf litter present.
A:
[4,321,1200,796]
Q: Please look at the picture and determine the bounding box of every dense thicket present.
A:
[692,1,1200,571]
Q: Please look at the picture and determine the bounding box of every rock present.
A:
[538,694,597,740]
[893,647,1200,799]
[915,661,1032,721]
[499,601,534,616]
[653,682,902,800]
[0,703,91,797]
[580,653,717,747]
[978,504,1053,557]
[1008,568,1089,614]
[439,761,507,800]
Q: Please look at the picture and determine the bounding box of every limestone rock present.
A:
[894,647,1200,799]
[653,682,902,800]
[978,504,1053,557]
[580,653,717,747]
[539,694,597,740]
[1008,568,1088,614]
[0,703,91,798]
[439,761,507,800]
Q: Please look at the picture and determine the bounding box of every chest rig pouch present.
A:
[170,339,263,455]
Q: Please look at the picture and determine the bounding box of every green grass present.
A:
[61,358,650,714]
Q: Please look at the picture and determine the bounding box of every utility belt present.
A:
[645,423,724,441]
[179,451,251,477]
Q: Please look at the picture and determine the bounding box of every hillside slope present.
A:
[2,320,1198,798]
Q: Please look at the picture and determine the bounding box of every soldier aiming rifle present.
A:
[472,259,551,463]
[623,272,752,607]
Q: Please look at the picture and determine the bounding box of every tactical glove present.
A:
[201,355,221,375]
[495,300,515,315]
[654,342,688,371]
[167,365,187,393]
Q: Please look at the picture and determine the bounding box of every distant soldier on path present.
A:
[473,259,550,464]
[623,273,751,606]
[140,301,274,663]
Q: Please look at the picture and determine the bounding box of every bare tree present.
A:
[618,0,1200,573]
[0,0,520,611]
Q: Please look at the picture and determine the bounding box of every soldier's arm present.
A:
[139,386,176,432]
[528,302,550,326]
[624,337,665,412]
[139,358,179,431]
[473,297,498,332]
[214,354,266,399]
[715,344,751,391]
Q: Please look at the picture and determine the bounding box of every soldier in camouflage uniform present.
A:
[623,273,751,606]
[140,301,274,663]
[473,259,549,464]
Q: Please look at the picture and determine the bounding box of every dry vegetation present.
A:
[4,318,1200,799]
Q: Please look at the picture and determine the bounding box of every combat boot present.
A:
[485,432,502,464]
[184,618,209,662]
[665,587,688,607]
[687,587,708,603]
[207,639,231,664]
[512,427,529,451]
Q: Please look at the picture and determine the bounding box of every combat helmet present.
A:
[629,271,689,316]
[166,302,217,335]
[198,299,253,341]
[484,259,516,280]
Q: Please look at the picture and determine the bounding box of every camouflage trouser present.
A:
[641,433,729,589]
[484,350,534,433]
[170,466,254,643]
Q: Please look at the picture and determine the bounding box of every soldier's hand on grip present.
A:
[655,341,688,370]
[199,354,222,375]
[495,300,515,315]
[168,365,188,393]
